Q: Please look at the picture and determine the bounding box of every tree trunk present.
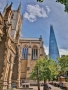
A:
[37,67,40,90]
[44,79,46,90]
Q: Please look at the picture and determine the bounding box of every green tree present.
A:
[58,55,68,75]
[30,58,59,90]
[37,0,44,2]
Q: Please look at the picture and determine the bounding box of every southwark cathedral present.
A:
[0,3,45,90]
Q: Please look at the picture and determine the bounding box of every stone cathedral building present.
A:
[0,3,45,90]
[20,36,45,80]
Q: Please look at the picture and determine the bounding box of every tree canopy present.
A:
[37,0,44,2]
[58,55,68,74]
[30,58,60,90]
[30,58,59,81]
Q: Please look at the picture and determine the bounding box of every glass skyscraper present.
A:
[49,25,60,61]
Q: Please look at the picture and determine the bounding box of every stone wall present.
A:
[0,36,6,79]
[19,38,45,80]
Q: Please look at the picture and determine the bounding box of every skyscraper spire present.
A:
[49,25,60,61]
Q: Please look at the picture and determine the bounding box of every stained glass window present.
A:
[22,47,28,60]
[32,46,38,60]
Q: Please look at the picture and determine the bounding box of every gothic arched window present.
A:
[22,47,28,60]
[32,46,38,60]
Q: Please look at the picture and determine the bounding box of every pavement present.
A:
[13,84,63,90]
[30,85,63,90]
[49,84,63,90]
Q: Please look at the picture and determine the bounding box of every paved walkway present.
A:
[13,85,63,90]
[30,85,63,90]
[49,84,62,90]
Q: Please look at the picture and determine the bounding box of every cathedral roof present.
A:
[20,38,39,41]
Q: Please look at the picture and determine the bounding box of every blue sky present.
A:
[0,0,68,55]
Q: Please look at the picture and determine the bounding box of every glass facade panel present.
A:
[49,25,60,61]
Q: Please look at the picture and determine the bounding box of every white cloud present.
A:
[43,45,68,56]
[59,49,68,56]
[24,12,36,22]
[24,4,50,22]
[46,6,50,13]
[43,45,49,55]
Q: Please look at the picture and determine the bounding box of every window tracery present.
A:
[32,46,38,60]
[22,47,28,60]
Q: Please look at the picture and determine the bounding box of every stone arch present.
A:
[22,44,28,48]
[32,45,38,49]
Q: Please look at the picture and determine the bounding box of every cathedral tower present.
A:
[0,3,22,89]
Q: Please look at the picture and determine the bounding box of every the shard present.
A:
[49,25,60,61]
